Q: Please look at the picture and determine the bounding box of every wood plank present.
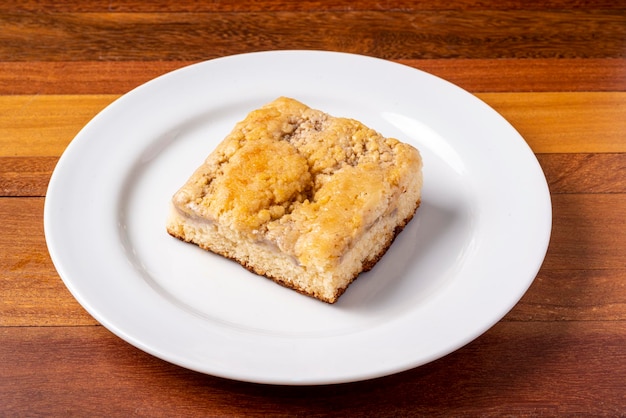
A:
[1,322,625,415]
[0,157,58,196]
[2,154,624,198]
[1,59,624,95]
[506,269,626,321]
[0,61,193,95]
[3,0,623,13]
[543,194,626,270]
[0,198,96,326]
[2,194,625,325]
[1,93,625,157]
[0,95,115,157]
[537,153,626,194]
[476,92,626,153]
[1,10,625,61]
[401,58,626,93]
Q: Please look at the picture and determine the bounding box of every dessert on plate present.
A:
[167,97,423,303]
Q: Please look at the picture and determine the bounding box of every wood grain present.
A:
[543,194,626,270]
[477,92,626,153]
[1,10,625,61]
[400,58,626,93]
[0,95,114,157]
[1,154,624,198]
[1,1,625,414]
[1,322,625,416]
[0,198,95,326]
[537,153,626,194]
[0,61,192,95]
[507,269,626,321]
[2,194,625,326]
[3,0,624,13]
[0,157,57,196]
[1,59,625,95]
[1,93,624,158]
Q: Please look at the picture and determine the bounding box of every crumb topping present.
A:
[172,97,422,267]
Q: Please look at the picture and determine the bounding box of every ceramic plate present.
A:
[44,50,551,385]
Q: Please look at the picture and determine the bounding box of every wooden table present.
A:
[2,1,625,415]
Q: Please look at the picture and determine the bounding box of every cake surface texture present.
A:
[166,97,423,303]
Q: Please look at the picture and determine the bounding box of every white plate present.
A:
[44,50,551,385]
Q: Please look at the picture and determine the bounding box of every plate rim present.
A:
[44,50,552,385]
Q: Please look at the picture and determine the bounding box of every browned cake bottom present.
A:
[167,200,419,303]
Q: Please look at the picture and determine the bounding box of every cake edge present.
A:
[166,199,420,304]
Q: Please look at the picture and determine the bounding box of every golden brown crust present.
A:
[167,97,423,303]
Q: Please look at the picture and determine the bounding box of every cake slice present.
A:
[166,97,423,303]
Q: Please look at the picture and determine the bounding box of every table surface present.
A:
[2,1,625,416]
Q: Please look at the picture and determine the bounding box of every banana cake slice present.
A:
[166,97,423,303]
